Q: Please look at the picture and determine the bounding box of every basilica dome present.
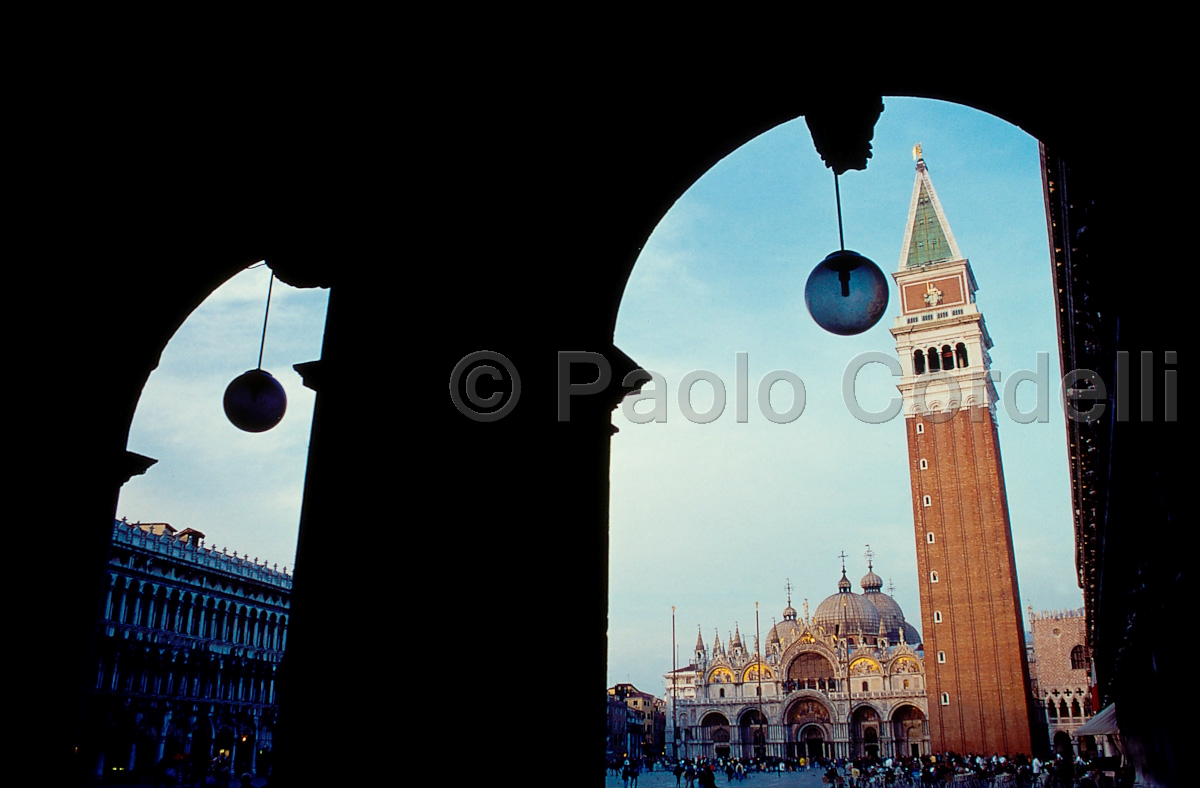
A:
[902,621,922,645]
[813,569,881,639]
[860,565,908,643]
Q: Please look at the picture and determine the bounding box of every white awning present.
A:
[1073,703,1119,736]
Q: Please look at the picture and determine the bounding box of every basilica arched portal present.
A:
[701,711,731,759]
[785,696,832,760]
[850,704,882,760]
[891,704,928,758]
[798,724,827,761]
[739,709,768,760]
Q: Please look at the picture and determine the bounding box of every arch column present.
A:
[127,712,140,772]
[157,710,171,764]
[248,710,260,775]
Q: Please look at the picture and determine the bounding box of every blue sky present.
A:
[607,97,1082,695]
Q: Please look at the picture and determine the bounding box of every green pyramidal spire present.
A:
[899,147,962,270]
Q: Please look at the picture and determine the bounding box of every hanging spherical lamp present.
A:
[804,171,889,336]
[805,249,889,335]
[223,266,288,432]
[224,368,287,432]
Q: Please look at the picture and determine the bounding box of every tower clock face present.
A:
[902,275,964,312]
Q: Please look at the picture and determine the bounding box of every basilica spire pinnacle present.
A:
[837,551,851,593]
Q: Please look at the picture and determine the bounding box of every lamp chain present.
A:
[257,271,275,370]
[835,172,845,251]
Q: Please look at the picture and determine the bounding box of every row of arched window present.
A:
[913,343,969,374]
[105,575,288,652]
[95,640,278,706]
[1047,697,1090,719]
[783,678,839,693]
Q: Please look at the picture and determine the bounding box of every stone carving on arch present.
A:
[700,710,731,744]
[738,707,768,727]
[795,720,832,746]
[742,662,773,683]
[888,702,927,722]
[888,655,922,675]
[708,666,735,684]
[780,638,837,671]
[850,701,884,723]
[785,695,832,726]
[849,657,881,675]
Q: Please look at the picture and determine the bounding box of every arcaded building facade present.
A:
[667,563,929,762]
[1028,607,1093,756]
[77,520,290,780]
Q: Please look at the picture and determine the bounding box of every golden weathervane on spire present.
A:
[913,143,923,161]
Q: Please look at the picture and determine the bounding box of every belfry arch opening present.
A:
[609,96,1078,760]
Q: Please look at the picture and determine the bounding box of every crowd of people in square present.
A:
[607,749,1132,788]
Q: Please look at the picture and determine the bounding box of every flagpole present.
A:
[672,605,678,761]
[756,601,765,762]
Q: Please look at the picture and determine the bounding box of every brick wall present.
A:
[909,407,1034,756]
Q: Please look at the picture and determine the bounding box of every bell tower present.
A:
[889,147,1034,756]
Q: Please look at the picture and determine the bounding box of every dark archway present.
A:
[1053,730,1074,760]
[851,705,881,760]
[701,711,731,759]
[740,709,768,760]
[891,704,928,759]
[800,724,827,761]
